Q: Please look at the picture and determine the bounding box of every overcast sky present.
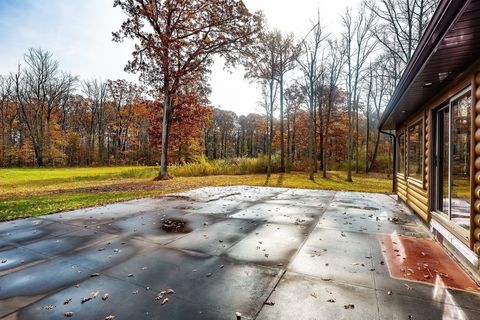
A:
[0,0,358,115]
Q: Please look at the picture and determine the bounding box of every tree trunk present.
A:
[346,85,353,182]
[323,90,333,179]
[267,80,274,177]
[286,109,291,170]
[292,113,296,164]
[158,92,171,180]
[33,143,44,167]
[369,127,381,172]
[279,76,285,172]
[318,85,324,171]
[365,71,372,173]
[308,77,315,181]
[355,99,359,173]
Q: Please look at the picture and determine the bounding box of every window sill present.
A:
[431,211,470,246]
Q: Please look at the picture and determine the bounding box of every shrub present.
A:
[168,155,282,177]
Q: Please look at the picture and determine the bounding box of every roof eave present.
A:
[379,0,471,130]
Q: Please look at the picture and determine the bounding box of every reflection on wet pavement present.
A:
[1,186,479,319]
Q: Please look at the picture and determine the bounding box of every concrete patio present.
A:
[1,186,479,319]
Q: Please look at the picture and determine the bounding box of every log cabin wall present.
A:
[473,71,480,255]
[396,112,429,222]
[396,70,476,226]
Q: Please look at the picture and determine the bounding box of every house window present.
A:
[408,121,423,182]
[433,87,472,237]
[398,133,405,175]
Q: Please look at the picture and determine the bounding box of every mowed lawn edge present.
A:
[0,167,392,221]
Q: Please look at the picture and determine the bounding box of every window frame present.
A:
[407,118,425,186]
[397,132,406,178]
[431,85,472,244]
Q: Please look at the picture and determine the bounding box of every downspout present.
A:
[380,130,396,193]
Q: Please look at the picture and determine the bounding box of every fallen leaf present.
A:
[64,311,73,317]
[105,315,115,320]
[344,304,355,309]
[102,293,109,301]
[161,298,169,305]
[63,298,72,305]
[81,297,92,304]
[90,273,100,277]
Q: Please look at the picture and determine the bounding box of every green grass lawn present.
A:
[0,166,392,221]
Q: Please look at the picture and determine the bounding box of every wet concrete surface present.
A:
[1,186,480,319]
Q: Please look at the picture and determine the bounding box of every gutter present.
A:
[380,130,396,193]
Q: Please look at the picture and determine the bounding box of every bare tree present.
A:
[342,4,375,181]
[354,4,376,174]
[108,80,144,160]
[273,31,301,172]
[0,76,15,166]
[298,12,327,180]
[12,48,76,166]
[367,0,439,81]
[82,79,109,164]
[244,30,280,177]
[368,55,392,172]
[322,39,345,178]
[285,83,305,168]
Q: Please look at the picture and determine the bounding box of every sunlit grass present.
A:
[0,166,392,221]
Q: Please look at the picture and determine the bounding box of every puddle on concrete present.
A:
[161,218,192,233]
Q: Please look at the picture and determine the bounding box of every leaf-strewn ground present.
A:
[0,166,392,221]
